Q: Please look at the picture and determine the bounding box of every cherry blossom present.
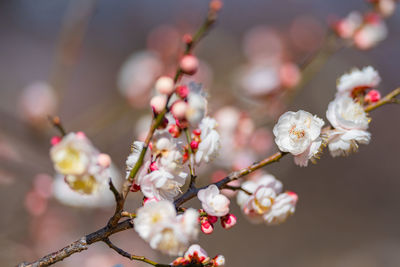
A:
[198,185,230,217]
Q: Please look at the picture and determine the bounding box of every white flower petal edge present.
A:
[326,95,371,157]
[198,184,230,217]
[273,110,324,166]
[337,66,381,95]
[195,117,221,165]
[237,173,297,225]
[134,200,199,256]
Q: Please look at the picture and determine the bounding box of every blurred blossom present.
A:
[242,26,283,62]
[147,25,181,61]
[52,165,121,208]
[33,173,53,199]
[118,51,163,108]
[24,190,48,216]
[354,13,388,50]
[290,16,325,52]
[180,60,214,89]
[237,62,281,96]
[135,115,153,141]
[18,81,58,127]
[0,169,15,186]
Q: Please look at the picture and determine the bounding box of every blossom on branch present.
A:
[172,244,225,266]
[336,66,381,96]
[326,95,371,157]
[237,173,297,225]
[273,110,324,166]
[198,184,230,217]
[194,117,221,165]
[134,201,199,256]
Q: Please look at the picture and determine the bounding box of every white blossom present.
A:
[337,66,381,96]
[152,131,184,173]
[134,201,199,256]
[52,165,122,208]
[185,82,208,126]
[334,11,363,39]
[197,184,230,217]
[237,173,297,225]
[50,133,94,176]
[354,15,388,50]
[195,117,221,165]
[273,110,324,166]
[125,141,145,179]
[326,95,371,156]
[263,192,298,225]
[139,169,187,201]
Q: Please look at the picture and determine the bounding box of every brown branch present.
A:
[18,219,133,267]
[364,87,400,112]
[103,238,171,267]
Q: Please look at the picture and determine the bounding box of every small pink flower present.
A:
[190,140,199,150]
[213,255,226,266]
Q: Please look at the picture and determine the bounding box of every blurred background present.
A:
[1,0,400,266]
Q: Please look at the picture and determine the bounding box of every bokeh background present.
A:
[1,0,400,266]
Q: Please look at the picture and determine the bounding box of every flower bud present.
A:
[155,76,174,95]
[365,89,381,103]
[176,85,189,98]
[221,213,237,229]
[171,101,188,119]
[168,124,181,138]
[50,136,62,146]
[192,129,201,136]
[190,140,199,150]
[131,183,141,192]
[150,95,167,113]
[183,34,193,45]
[201,220,214,234]
[180,55,199,75]
[207,215,218,224]
[97,153,111,168]
[149,162,158,171]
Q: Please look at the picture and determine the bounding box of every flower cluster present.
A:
[237,173,298,225]
[50,132,115,195]
[134,200,199,256]
[172,244,225,266]
[273,66,380,161]
[333,10,389,50]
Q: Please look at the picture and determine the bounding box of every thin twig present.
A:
[364,88,400,112]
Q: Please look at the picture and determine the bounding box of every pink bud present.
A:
[76,131,86,139]
[286,191,299,203]
[279,63,301,88]
[192,129,201,136]
[183,34,193,45]
[168,124,181,138]
[207,215,218,224]
[176,85,189,98]
[150,95,167,113]
[155,76,175,95]
[131,183,141,192]
[201,220,214,234]
[221,213,237,229]
[171,101,188,119]
[365,89,381,103]
[50,136,61,146]
[97,153,111,168]
[190,140,199,150]
[150,162,158,171]
[180,55,199,75]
